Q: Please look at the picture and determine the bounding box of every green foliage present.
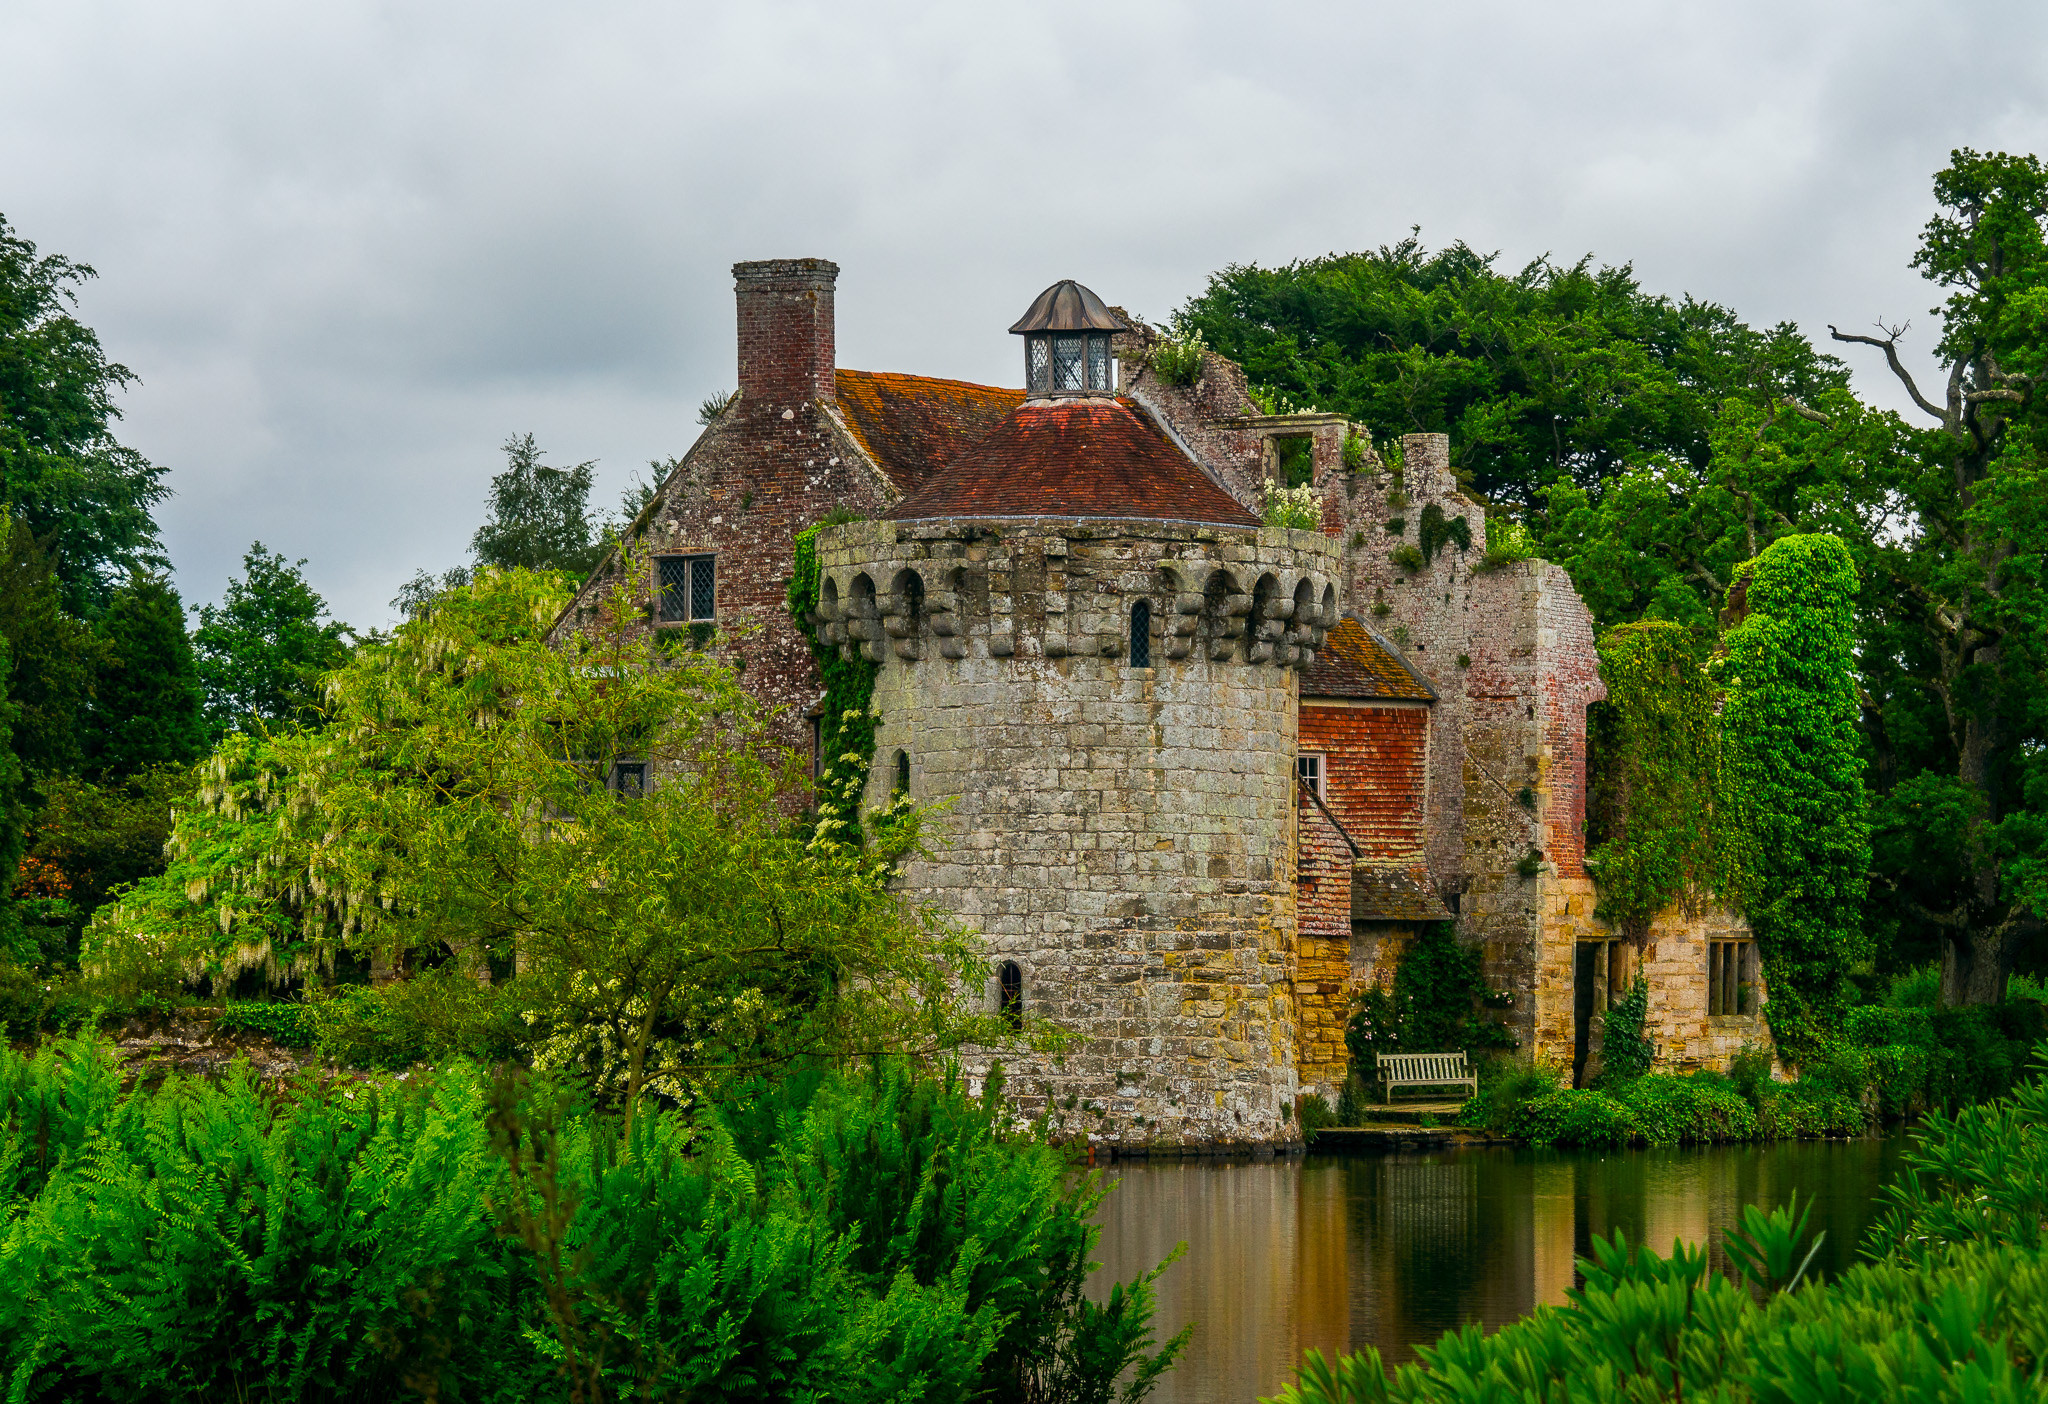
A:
[1341,429,1367,471]
[1294,1092,1336,1142]
[193,541,352,739]
[85,571,206,780]
[1388,544,1424,575]
[211,998,314,1047]
[1176,238,1847,513]
[306,966,526,1068]
[14,765,187,968]
[1346,924,1513,1082]
[0,213,170,615]
[1261,476,1322,531]
[95,562,1010,1103]
[1597,974,1654,1083]
[1474,514,1537,574]
[1587,622,1731,936]
[788,521,882,845]
[0,517,95,778]
[1416,502,1470,565]
[1144,326,1208,386]
[697,389,736,426]
[469,431,606,576]
[1268,1061,2048,1403]
[1719,534,1872,1053]
[0,1038,1185,1404]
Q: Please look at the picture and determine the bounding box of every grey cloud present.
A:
[2,0,2042,628]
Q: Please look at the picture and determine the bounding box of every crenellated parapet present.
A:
[807,517,1343,674]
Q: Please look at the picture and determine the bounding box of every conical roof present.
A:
[1008,279,1122,334]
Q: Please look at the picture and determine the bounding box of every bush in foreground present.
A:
[1269,1047,2048,1401]
[0,1034,1183,1403]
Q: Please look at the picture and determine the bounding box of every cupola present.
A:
[1010,279,1120,398]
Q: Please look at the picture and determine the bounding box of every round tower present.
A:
[807,283,1341,1149]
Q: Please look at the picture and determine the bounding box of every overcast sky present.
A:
[4,1,2044,630]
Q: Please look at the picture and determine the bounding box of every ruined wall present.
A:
[1545,897,1768,1073]
[810,517,1342,1150]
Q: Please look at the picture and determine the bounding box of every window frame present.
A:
[1707,938,1755,1017]
[656,552,717,625]
[1296,752,1325,799]
[1129,598,1152,669]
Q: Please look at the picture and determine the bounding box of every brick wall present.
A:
[550,261,898,762]
[1299,702,1430,868]
[735,258,837,407]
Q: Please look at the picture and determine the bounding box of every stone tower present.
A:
[803,281,1342,1150]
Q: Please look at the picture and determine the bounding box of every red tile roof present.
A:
[1301,616,1436,701]
[833,369,1023,495]
[883,397,1259,527]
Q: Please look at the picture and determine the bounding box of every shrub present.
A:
[1145,328,1207,386]
[1295,1092,1336,1142]
[1614,1072,1759,1146]
[1262,476,1322,531]
[1461,1058,1559,1137]
[1264,1046,2048,1404]
[213,999,315,1047]
[1345,923,1514,1089]
[0,1035,1187,1403]
[1341,430,1367,470]
[306,965,526,1069]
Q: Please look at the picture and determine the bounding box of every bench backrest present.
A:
[1378,1052,1470,1081]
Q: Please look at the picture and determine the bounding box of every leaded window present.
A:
[611,761,646,796]
[1088,334,1110,391]
[1129,599,1151,668]
[658,554,716,623]
[1053,335,1085,391]
[1028,337,1051,393]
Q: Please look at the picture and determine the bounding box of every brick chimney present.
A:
[734,258,838,407]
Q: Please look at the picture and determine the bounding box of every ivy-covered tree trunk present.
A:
[1719,534,1872,1053]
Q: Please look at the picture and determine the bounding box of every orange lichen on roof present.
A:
[833,369,1023,494]
[1301,616,1436,701]
[884,397,1259,527]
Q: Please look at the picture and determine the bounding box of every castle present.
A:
[553,258,1766,1149]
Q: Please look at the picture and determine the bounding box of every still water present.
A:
[1092,1136,1909,1404]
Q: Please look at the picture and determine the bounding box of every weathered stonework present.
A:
[551,257,1763,1141]
[809,517,1341,1149]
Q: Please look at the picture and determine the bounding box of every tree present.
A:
[0,518,95,779]
[1719,534,1872,1052]
[1173,237,1849,509]
[1829,149,2048,1005]
[192,543,352,738]
[90,562,1018,1105]
[0,631,29,963]
[0,214,169,616]
[470,433,603,575]
[85,572,205,779]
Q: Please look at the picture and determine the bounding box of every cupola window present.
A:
[1011,279,1121,398]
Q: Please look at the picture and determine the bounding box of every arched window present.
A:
[1129,598,1151,668]
[998,961,1023,1028]
[893,749,910,795]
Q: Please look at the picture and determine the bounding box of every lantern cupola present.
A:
[1010,279,1120,398]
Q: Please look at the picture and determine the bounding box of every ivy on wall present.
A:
[1718,534,1872,1054]
[1346,923,1515,1075]
[786,522,880,845]
[1586,621,1734,939]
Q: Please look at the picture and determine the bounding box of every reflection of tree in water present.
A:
[1341,1151,1537,1363]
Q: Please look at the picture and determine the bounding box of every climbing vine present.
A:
[1596,975,1653,1083]
[1418,502,1472,564]
[1586,621,1734,939]
[787,522,880,845]
[1717,534,1871,1054]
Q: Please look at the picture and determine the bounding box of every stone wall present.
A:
[809,516,1342,1150]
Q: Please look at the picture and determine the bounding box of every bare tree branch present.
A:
[1829,324,1946,421]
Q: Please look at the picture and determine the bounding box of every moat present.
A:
[1092,1135,1910,1404]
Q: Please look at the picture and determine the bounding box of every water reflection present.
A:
[1092,1137,1908,1404]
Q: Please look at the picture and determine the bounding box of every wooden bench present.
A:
[1376,1051,1478,1104]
